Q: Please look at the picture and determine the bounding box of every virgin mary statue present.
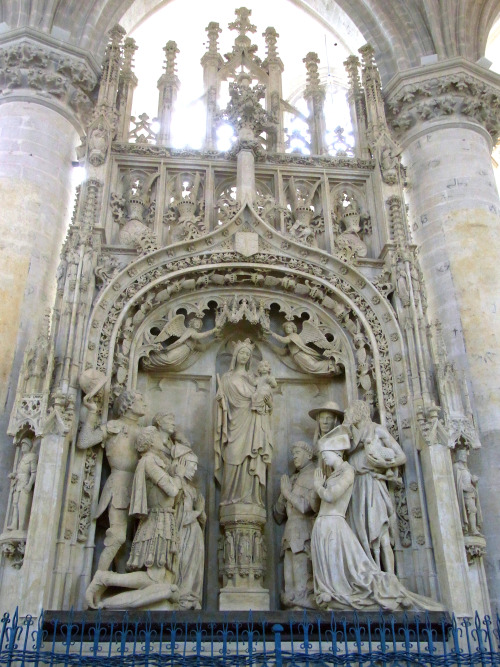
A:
[215,339,274,507]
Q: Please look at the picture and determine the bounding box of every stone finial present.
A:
[121,37,138,79]
[344,55,362,95]
[163,41,179,81]
[107,24,126,47]
[263,27,279,62]
[358,44,381,90]
[229,7,257,39]
[205,22,222,56]
[303,52,325,102]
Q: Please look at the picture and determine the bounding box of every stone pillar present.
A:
[303,52,326,156]
[385,58,500,609]
[0,31,97,547]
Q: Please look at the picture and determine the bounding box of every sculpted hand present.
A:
[280,474,291,497]
[314,467,325,490]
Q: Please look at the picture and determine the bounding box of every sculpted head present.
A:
[153,412,175,435]
[173,445,198,480]
[114,390,146,419]
[292,441,313,470]
[190,317,203,331]
[257,360,271,376]
[135,426,163,455]
[19,438,33,454]
[283,321,297,335]
[230,339,255,370]
[344,400,370,426]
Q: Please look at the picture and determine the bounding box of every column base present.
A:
[219,586,270,611]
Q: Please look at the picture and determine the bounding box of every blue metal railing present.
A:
[0,608,499,666]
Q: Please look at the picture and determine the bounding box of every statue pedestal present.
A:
[219,504,270,611]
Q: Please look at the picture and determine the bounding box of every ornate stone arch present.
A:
[83,224,410,438]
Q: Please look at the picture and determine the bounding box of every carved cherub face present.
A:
[318,410,337,434]
[191,318,203,330]
[283,321,297,335]
[257,361,271,376]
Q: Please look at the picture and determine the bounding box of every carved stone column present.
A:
[385,58,500,609]
[0,33,97,493]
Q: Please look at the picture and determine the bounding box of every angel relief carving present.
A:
[265,320,344,375]
[141,314,220,371]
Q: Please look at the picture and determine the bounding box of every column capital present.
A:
[0,29,100,131]
[383,58,500,147]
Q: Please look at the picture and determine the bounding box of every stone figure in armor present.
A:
[85,426,182,609]
[453,446,483,536]
[77,390,146,572]
[273,441,318,609]
[215,339,274,507]
[7,438,37,532]
[344,400,406,574]
[172,445,206,609]
[311,431,442,611]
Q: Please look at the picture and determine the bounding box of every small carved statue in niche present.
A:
[266,320,343,375]
[85,426,182,609]
[164,173,206,240]
[274,441,318,609]
[142,314,220,371]
[7,438,37,532]
[379,145,400,185]
[453,446,483,536]
[285,177,324,246]
[344,400,406,574]
[215,339,274,508]
[172,445,206,609]
[309,401,344,451]
[333,193,369,260]
[88,122,109,166]
[77,390,146,572]
[311,435,441,611]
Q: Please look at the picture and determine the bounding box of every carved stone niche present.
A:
[110,168,159,252]
[329,184,372,261]
[163,172,206,243]
[0,431,38,569]
[283,177,325,248]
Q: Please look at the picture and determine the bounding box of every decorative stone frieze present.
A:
[384,58,500,142]
[0,35,98,128]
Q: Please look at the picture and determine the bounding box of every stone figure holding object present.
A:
[311,434,442,611]
[344,400,406,574]
[273,441,318,609]
[77,388,146,572]
[85,426,182,609]
[251,360,277,414]
[7,438,37,532]
[215,339,274,507]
